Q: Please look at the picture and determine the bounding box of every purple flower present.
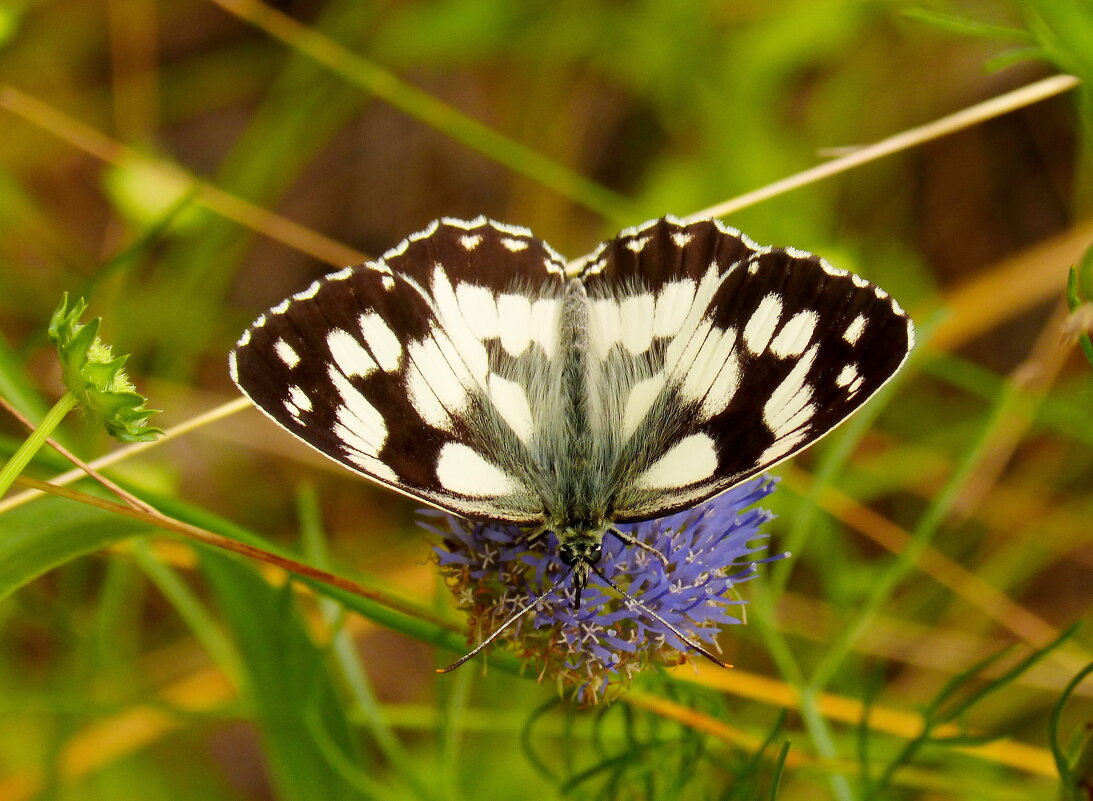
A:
[424,476,782,702]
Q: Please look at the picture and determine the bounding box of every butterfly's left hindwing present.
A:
[230,217,568,523]
[574,217,914,521]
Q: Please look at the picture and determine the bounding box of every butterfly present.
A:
[230,216,914,665]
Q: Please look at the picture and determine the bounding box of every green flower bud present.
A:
[48,293,163,443]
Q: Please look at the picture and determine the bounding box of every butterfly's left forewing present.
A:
[230,217,567,523]
[576,217,914,522]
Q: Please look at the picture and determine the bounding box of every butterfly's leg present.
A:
[524,524,550,545]
[609,528,669,567]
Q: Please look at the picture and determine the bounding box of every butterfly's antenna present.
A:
[609,527,670,567]
[436,565,576,673]
[589,564,732,669]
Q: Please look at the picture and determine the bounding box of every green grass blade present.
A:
[0,491,152,601]
[200,550,367,801]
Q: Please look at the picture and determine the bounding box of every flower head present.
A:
[48,293,162,443]
[427,476,781,702]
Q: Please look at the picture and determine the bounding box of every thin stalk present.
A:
[210,0,637,223]
[14,473,450,630]
[0,391,78,497]
[808,384,1022,693]
[752,581,855,801]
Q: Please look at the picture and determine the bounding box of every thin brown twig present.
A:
[13,474,454,632]
[0,394,154,514]
[0,396,253,515]
[0,85,366,267]
[689,73,1081,221]
[949,301,1074,519]
[779,465,1090,672]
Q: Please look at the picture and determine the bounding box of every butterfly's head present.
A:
[557,526,608,609]
[558,534,602,569]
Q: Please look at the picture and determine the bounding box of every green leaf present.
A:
[0,492,152,601]
[200,550,368,801]
[1066,243,1093,369]
[1050,660,1093,795]
[901,8,1034,43]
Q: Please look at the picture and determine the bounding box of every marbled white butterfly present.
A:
[230,216,914,659]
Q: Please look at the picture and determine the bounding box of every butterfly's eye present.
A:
[588,546,602,564]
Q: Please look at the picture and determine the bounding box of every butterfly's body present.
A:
[231,216,914,620]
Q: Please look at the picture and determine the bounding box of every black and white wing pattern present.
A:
[230,217,568,523]
[231,215,914,527]
[574,217,914,521]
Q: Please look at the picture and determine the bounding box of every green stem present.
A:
[0,391,79,498]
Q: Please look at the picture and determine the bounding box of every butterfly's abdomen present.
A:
[545,279,611,531]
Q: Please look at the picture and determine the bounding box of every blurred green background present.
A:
[1,0,1091,799]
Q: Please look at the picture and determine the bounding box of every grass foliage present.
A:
[1,0,1092,799]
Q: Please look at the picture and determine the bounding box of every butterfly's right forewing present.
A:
[230,218,567,523]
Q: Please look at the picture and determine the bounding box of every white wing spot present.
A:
[681,325,736,405]
[530,298,560,358]
[622,373,666,437]
[625,236,650,253]
[497,294,533,356]
[764,344,818,437]
[270,298,291,315]
[744,293,783,354]
[843,314,867,344]
[636,434,719,490]
[457,284,500,340]
[662,264,723,371]
[501,237,529,252]
[274,339,300,368]
[359,312,403,371]
[327,329,377,378]
[459,234,483,250]
[652,280,696,338]
[486,373,534,443]
[620,293,655,354]
[292,282,321,301]
[701,350,740,420]
[835,363,858,388]
[758,430,809,465]
[329,267,353,281]
[671,231,694,248]
[327,366,387,453]
[342,450,399,484]
[429,267,489,385]
[381,276,396,291]
[436,443,517,497]
[288,385,312,413]
[590,299,623,359]
[406,361,450,431]
[409,332,472,411]
[770,310,819,358]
